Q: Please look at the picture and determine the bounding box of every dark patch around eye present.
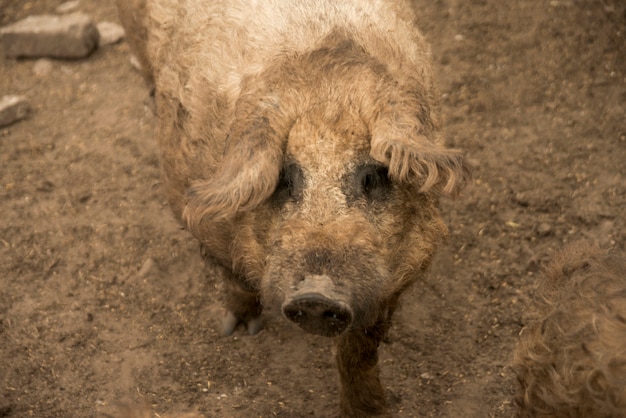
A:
[271,163,305,207]
[357,164,392,201]
[360,165,391,198]
[343,164,393,206]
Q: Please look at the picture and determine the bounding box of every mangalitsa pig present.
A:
[513,242,626,418]
[116,0,469,415]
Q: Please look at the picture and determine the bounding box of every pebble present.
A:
[137,257,158,278]
[56,1,81,14]
[129,54,143,72]
[0,13,99,59]
[0,95,30,127]
[33,58,53,77]
[96,21,125,47]
[537,222,553,237]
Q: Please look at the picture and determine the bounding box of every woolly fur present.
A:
[513,242,626,418]
[127,0,469,227]
[116,1,468,415]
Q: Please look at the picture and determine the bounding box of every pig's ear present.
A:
[369,113,470,196]
[183,114,285,228]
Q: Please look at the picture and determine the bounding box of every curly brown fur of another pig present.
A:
[116,0,470,416]
[513,242,626,418]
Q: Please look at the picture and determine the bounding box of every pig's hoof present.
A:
[247,317,263,335]
[222,311,263,336]
[223,311,239,336]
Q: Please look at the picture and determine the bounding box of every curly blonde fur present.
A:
[117,0,469,226]
[513,242,626,418]
[116,1,469,415]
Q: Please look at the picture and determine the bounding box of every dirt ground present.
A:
[0,0,624,417]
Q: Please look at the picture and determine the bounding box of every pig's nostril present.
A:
[282,293,352,337]
[324,310,337,319]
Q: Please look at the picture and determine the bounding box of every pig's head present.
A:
[183,36,469,337]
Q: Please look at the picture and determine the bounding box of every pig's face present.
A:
[181,35,468,336]
[227,108,449,336]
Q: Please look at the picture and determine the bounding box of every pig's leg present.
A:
[335,296,401,417]
[222,276,263,336]
[336,322,391,417]
[200,246,263,335]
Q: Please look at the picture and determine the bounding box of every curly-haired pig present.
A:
[513,242,626,417]
[116,0,469,415]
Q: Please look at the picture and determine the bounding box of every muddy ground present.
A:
[1,0,624,417]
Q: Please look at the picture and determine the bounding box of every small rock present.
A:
[56,1,81,14]
[598,220,615,246]
[599,220,615,234]
[33,58,53,77]
[137,258,159,278]
[0,13,99,59]
[0,95,30,127]
[465,157,481,169]
[129,54,143,72]
[537,222,553,237]
[96,21,125,47]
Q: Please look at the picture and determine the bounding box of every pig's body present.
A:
[117,0,468,415]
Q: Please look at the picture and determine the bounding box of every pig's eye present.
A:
[356,164,392,201]
[272,163,304,206]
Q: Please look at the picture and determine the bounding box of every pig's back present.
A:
[146,0,433,221]
[148,0,431,130]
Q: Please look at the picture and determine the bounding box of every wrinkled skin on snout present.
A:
[116,0,469,415]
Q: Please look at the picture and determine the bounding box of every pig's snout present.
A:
[282,293,352,337]
[280,274,352,337]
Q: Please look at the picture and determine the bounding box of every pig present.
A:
[512,242,626,418]
[116,0,469,415]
